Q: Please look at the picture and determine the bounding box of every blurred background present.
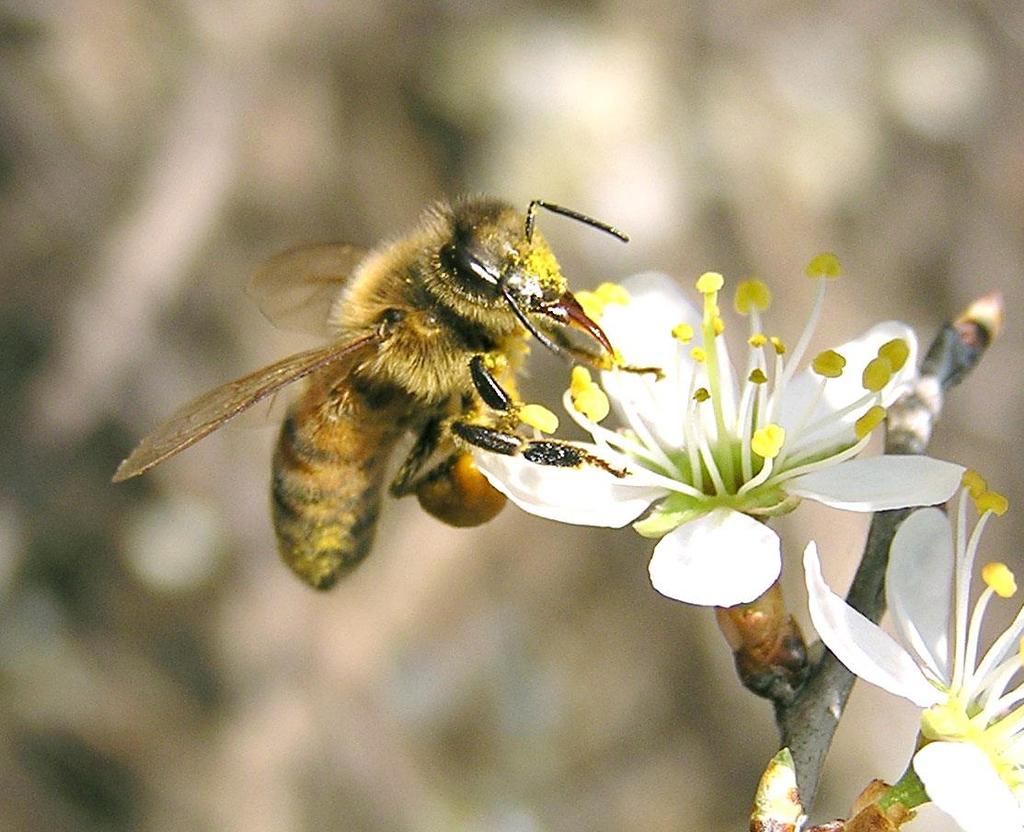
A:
[2,2,1022,830]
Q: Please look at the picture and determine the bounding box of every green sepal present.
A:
[632,494,704,539]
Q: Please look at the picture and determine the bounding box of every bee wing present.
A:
[247,243,369,337]
[112,333,379,482]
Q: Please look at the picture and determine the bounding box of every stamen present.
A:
[684,381,724,493]
[854,405,887,440]
[983,562,1018,598]
[570,366,593,398]
[573,387,610,423]
[672,322,694,343]
[748,333,767,347]
[964,585,997,693]
[748,368,768,385]
[774,269,826,395]
[973,583,1024,697]
[862,355,894,392]
[682,368,705,492]
[812,349,846,378]
[797,387,883,441]
[560,389,682,478]
[963,470,988,499]
[769,336,786,355]
[977,655,1024,727]
[623,398,685,479]
[952,491,973,693]
[696,272,735,486]
[713,316,725,335]
[751,424,785,460]
[736,380,759,482]
[977,490,1009,517]
[961,510,1004,693]
[696,271,724,294]
[878,338,910,372]
[804,252,843,279]
[520,404,559,434]
[734,279,772,314]
[691,347,707,363]
[771,429,874,485]
[693,419,728,495]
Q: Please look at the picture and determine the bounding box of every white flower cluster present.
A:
[806,474,1023,831]
[475,266,1017,830]
[476,264,963,607]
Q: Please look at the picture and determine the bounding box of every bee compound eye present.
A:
[440,242,500,295]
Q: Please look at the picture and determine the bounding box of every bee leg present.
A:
[389,419,443,497]
[413,452,507,526]
[450,422,627,478]
[469,355,513,412]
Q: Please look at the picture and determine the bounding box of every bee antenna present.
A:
[524,200,629,244]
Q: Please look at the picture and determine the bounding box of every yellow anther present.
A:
[962,470,988,498]
[671,322,695,343]
[693,387,711,403]
[805,252,843,279]
[862,356,893,392]
[878,338,910,373]
[611,348,626,367]
[976,490,1009,517]
[751,424,786,459]
[769,336,786,355]
[812,349,847,378]
[574,290,604,322]
[712,315,725,335]
[696,271,724,294]
[734,280,773,315]
[594,282,630,306]
[573,387,610,423]
[854,405,887,439]
[982,562,1017,598]
[748,368,768,385]
[749,333,767,348]
[570,366,593,397]
[519,404,559,434]
[691,347,707,363]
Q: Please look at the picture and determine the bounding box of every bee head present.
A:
[436,198,626,357]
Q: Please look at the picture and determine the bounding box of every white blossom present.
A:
[477,263,964,607]
[804,474,1024,831]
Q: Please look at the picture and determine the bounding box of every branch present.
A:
[775,292,1002,806]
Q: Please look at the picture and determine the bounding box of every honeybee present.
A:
[114,196,648,589]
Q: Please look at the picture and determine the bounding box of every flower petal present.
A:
[599,273,699,449]
[779,321,918,453]
[473,446,668,527]
[803,542,943,707]
[887,507,954,683]
[600,272,701,371]
[648,508,781,607]
[785,456,965,512]
[914,742,1024,832]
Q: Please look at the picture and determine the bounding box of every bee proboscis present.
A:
[114,196,651,589]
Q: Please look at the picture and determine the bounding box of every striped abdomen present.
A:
[271,375,405,589]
